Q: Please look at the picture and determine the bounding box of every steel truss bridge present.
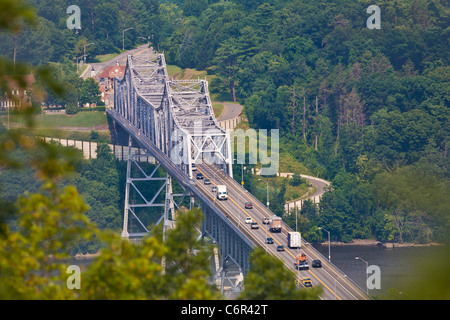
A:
[107,49,370,300]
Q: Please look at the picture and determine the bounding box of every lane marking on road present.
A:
[121,49,147,62]
[196,166,342,300]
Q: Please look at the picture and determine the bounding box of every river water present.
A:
[70,243,446,299]
[311,243,447,298]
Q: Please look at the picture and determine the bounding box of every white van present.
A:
[216,185,227,200]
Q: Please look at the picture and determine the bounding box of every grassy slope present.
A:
[3,111,107,128]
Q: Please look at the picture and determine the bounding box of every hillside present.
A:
[1,0,448,244]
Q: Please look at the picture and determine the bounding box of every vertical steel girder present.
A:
[202,205,252,275]
[121,135,173,239]
[114,50,254,273]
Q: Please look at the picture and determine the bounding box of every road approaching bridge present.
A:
[108,49,370,300]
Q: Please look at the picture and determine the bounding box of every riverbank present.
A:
[318,239,443,248]
[73,251,101,260]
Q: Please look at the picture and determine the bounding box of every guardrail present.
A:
[107,108,255,252]
[207,161,370,298]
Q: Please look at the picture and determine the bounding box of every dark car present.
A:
[196,173,204,179]
[204,179,211,185]
[251,222,259,229]
[277,245,285,252]
[244,202,253,209]
[266,237,274,244]
[312,259,322,268]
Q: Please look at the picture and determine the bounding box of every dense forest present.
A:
[156,0,449,244]
[1,0,449,244]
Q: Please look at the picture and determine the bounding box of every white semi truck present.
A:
[287,231,301,249]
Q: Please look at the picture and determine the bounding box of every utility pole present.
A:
[13,36,18,74]
[315,95,319,150]
[123,27,133,51]
[75,55,83,74]
[355,257,369,295]
[234,157,244,188]
[292,86,296,135]
[303,87,306,142]
[84,42,94,64]
[258,178,269,209]
[318,227,331,262]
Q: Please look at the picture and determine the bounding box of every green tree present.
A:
[79,78,101,106]
[239,247,321,300]
[290,172,303,187]
[212,38,241,102]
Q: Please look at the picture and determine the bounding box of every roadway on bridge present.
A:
[107,106,369,300]
[195,162,370,300]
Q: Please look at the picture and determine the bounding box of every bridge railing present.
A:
[204,161,369,297]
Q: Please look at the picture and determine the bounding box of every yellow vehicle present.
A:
[295,277,313,288]
[302,277,313,287]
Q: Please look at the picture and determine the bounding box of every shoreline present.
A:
[71,240,444,260]
[314,239,443,248]
[73,251,101,260]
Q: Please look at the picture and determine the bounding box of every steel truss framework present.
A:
[202,204,252,275]
[113,50,255,277]
[121,135,180,239]
[114,50,233,179]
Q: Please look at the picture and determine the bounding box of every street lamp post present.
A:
[355,257,369,295]
[75,55,84,74]
[258,178,269,209]
[318,227,331,262]
[334,274,347,300]
[83,43,94,64]
[241,163,244,187]
[233,158,244,188]
[295,206,297,232]
[123,27,133,50]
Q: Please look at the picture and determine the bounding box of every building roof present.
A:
[97,65,126,81]
[2,74,35,91]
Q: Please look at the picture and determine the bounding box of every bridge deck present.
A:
[195,163,370,300]
[107,107,370,300]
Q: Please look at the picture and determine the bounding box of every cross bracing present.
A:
[114,49,232,177]
[108,49,372,299]
[110,49,252,277]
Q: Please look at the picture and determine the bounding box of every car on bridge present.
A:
[277,245,285,252]
[295,254,310,270]
[204,179,211,185]
[312,259,322,268]
[251,222,259,229]
[302,277,313,287]
[212,186,217,192]
[244,202,253,209]
[296,261,309,270]
[196,173,204,179]
[262,217,270,224]
[266,237,274,244]
[245,217,253,224]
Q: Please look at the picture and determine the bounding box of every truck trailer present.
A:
[287,231,301,249]
[269,216,282,233]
